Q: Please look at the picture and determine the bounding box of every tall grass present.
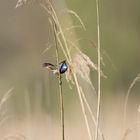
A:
[39,1,97,140]
[3,0,139,140]
[15,0,105,140]
[52,12,65,140]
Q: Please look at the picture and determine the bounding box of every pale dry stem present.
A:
[123,73,140,132]
[95,0,101,139]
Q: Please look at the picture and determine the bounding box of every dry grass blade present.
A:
[0,87,14,126]
[95,0,101,139]
[40,2,71,63]
[123,73,140,132]
[54,24,65,140]
[15,0,26,8]
[71,52,97,93]
[57,25,83,36]
[41,43,53,55]
[73,74,92,140]
[15,0,34,8]
[15,0,32,8]
[79,86,105,140]
[67,39,106,79]
[60,9,86,31]
[0,87,14,111]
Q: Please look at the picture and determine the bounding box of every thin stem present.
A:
[73,74,92,140]
[95,0,101,139]
[80,87,104,140]
[55,30,65,140]
[59,76,65,140]
[52,12,65,140]
[123,74,140,133]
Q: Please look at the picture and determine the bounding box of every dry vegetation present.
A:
[0,0,139,140]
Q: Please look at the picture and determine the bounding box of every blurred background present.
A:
[0,0,140,140]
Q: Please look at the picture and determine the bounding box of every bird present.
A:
[43,60,68,75]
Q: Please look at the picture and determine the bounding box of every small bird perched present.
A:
[43,60,68,75]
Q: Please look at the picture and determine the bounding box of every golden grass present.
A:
[14,0,105,139]
[13,1,140,140]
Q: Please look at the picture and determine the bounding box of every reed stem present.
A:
[95,0,101,139]
[52,15,65,140]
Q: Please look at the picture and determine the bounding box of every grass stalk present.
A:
[123,74,140,133]
[95,0,101,139]
[73,74,92,140]
[52,8,65,140]
[54,26,65,140]
[80,87,105,140]
[59,76,65,140]
[41,1,93,139]
[0,87,14,111]
[46,2,93,139]
[0,87,14,127]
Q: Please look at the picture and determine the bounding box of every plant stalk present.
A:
[53,17,65,140]
[95,0,101,139]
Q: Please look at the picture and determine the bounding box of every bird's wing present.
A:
[43,63,57,70]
